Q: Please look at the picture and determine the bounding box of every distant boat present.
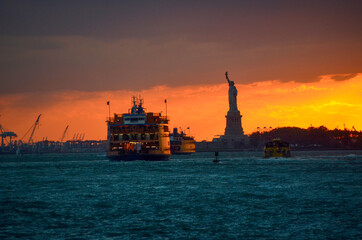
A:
[170,128,196,155]
[264,138,291,158]
[106,96,171,161]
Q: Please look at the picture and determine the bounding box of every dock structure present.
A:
[0,116,106,155]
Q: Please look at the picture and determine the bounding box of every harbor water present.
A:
[1,151,361,239]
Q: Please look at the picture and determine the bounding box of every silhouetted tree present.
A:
[248,126,362,150]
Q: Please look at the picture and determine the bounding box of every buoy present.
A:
[213,151,220,163]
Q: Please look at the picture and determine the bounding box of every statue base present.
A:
[196,110,249,152]
[224,110,245,141]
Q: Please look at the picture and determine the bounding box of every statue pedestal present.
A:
[224,110,245,141]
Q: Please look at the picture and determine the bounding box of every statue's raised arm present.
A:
[225,71,231,85]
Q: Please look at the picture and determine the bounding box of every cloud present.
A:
[1,35,361,95]
[331,73,358,81]
[2,1,362,43]
[1,1,362,94]
[0,37,67,51]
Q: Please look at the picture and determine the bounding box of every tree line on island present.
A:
[249,126,362,150]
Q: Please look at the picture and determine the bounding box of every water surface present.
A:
[1,151,361,239]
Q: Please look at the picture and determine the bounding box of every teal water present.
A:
[1,151,361,239]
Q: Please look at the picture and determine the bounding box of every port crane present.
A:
[72,133,85,141]
[28,114,41,144]
[73,133,78,141]
[0,114,18,148]
[21,114,41,144]
[60,125,69,142]
[0,123,17,147]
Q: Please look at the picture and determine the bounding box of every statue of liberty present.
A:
[225,72,238,112]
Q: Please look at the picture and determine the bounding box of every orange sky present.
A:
[1,2,362,143]
[1,73,361,142]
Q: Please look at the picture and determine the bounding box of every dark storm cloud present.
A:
[331,73,358,82]
[2,1,361,42]
[0,37,67,51]
[0,0,362,94]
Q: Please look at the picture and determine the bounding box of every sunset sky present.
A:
[1,1,362,141]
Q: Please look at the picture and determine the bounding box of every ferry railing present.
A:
[159,116,170,123]
[106,117,115,123]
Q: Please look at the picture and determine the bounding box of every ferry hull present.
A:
[107,153,170,161]
[172,152,194,155]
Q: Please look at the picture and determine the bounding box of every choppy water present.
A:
[1,151,361,239]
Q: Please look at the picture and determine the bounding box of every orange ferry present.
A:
[106,97,171,161]
[170,128,196,155]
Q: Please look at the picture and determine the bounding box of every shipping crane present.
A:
[28,114,41,144]
[60,125,69,142]
[21,114,41,144]
[73,133,78,141]
[0,123,17,147]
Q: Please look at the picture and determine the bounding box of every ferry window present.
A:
[150,134,154,140]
